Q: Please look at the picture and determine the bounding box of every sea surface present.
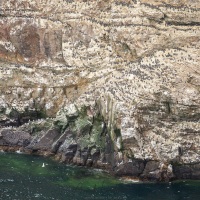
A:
[0,152,200,200]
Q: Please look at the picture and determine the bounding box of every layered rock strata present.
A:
[0,0,200,181]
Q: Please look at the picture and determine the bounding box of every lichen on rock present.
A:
[0,0,200,181]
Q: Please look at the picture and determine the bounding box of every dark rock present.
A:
[0,129,31,147]
[57,140,76,155]
[18,26,40,58]
[73,148,90,166]
[81,148,90,163]
[51,141,63,153]
[90,148,100,166]
[173,165,192,179]
[140,161,161,181]
[51,132,68,153]
[64,150,76,162]
[115,159,145,176]
[86,158,93,167]
[103,134,115,167]
[0,109,45,128]
[192,163,200,179]
[143,161,160,173]
[173,163,200,179]
[73,149,82,165]
[63,143,78,162]
[30,128,60,151]
[68,144,78,151]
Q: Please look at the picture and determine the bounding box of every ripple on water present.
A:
[0,153,200,200]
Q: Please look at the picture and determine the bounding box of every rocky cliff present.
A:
[0,0,200,181]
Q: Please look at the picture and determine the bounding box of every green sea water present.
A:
[0,152,200,200]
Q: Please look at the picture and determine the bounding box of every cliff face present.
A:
[0,0,200,181]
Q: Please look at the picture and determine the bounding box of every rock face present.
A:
[0,0,200,181]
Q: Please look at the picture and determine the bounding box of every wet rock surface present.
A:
[0,104,199,181]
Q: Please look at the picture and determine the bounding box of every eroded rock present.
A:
[0,0,199,181]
